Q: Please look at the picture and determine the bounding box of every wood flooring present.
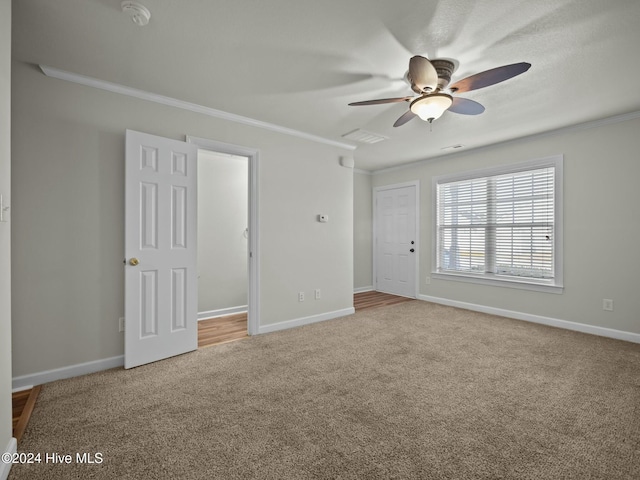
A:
[12,385,41,443]
[12,291,411,440]
[353,290,415,311]
[198,312,248,348]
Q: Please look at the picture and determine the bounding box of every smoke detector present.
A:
[121,1,151,26]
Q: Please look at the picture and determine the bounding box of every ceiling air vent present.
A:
[342,129,388,144]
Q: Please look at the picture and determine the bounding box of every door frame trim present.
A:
[186,135,260,336]
[372,181,420,298]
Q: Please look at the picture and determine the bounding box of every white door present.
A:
[375,184,417,298]
[125,130,198,368]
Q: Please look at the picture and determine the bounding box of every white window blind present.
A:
[435,157,562,289]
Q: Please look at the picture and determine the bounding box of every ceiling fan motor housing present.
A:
[431,59,455,89]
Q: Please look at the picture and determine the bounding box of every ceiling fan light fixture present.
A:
[410,93,453,122]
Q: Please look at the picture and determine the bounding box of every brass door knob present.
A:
[129,258,139,266]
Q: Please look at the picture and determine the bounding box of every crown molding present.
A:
[39,65,357,151]
[372,109,640,175]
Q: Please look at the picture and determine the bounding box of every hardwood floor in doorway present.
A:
[12,385,41,443]
[198,313,248,348]
[354,290,415,311]
[197,292,413,348]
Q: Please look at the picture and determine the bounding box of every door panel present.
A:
[171,268,187,331]
[171,186,187,248]
[375,185,417,297]
[125,130,198,368]
[140,270,158,337]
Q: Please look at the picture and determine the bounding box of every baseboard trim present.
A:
[1,437,17,480]
[198,305,248,321]
[12,385,33,393]
[258,307,355,335]
[418,294,640,344]
[354,286,374,294]
[12,355,125,390]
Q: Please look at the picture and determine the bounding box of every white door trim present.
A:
[186,135,260,336]
[372,181,420,298]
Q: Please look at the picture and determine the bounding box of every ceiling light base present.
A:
[410,93,453,122]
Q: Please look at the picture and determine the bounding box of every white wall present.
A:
[10,59,353,380]
[0,0,14,472]
[353,171,372,291]
[371,116,640,335]
[197,151,248,314]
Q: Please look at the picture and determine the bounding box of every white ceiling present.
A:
[12,0,640,170]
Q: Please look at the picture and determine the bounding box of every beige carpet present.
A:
[9,301,640,479]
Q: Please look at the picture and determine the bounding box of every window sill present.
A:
[431,271,563,294]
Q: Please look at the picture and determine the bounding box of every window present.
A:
[433,156,563,293]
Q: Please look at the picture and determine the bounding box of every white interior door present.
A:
[125,130,198,368]
[375,184,417,298]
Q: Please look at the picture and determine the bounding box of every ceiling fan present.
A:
[348,56,531,127]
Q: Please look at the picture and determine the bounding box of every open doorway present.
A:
[123,131,259,367]
[186,135,260,341]
[197,150,249,347]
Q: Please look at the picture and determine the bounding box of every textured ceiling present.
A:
[12,0,640,170]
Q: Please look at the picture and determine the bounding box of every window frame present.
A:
[431,155,563,294]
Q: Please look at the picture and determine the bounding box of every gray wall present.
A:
[353,171,372,290]
[371,116,640,334]
[11,60,353,379]
[197,151,248,313]
[1,0,13,460]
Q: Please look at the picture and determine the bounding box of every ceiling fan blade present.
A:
[409,56,438,92]
[449,62,531,93]
[393,110,417,127]
[348,96,412,106]
[449,97,485,115]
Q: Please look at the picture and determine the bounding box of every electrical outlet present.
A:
[425,276,431,285]
[298,291,305,302]
[118,317,125,332]
[603,299,614,312]
[315,289,321,300]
